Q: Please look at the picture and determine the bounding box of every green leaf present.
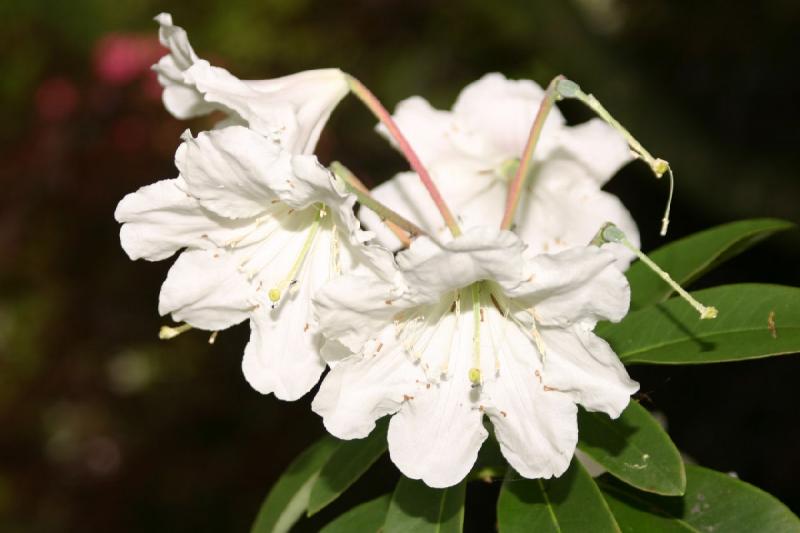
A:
[320,494,391,533]
[578,401,685,496]
[628,218,794,310]
[251,436,340,533]
[384,477,466,533]
[497,459,621,533]
[308,419,389,515]
[598,464,800,532]
[599,284,800,365]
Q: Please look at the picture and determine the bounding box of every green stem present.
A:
[556,79,675,236]
[330,162,426,245]
[345,74,462,237]
[500,75,564,230]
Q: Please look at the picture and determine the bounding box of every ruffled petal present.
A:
[483,322,578,479]
[176,126,286,219]
[314,272,411,352]
[158,248,254,330]
[312,330,419,439]
[387,349,487,488]
[397,227,526,298]
[184,61,347,154]
[114,177,250,261]
[539,326,638,417]
[507,246,630,327]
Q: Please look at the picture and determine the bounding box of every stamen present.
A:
[159,323,192,340]
[595,223,719,320]
[469,283,482,385]
[208,331,219,344]
[267,205,324,306]
[556,79,675,236]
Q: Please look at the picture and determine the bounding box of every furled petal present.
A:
[153,13,216,119]
[312,330,419,439]
[550,118,634,185]
[176,126,287,219]
[158,248,254,330]
[387,341,488,488]
[115,177,251,261]
[397,228,525,298]
[539,326,638,417]
[184,60,347,154]
[507,246,630,327]
[242,292,326,401]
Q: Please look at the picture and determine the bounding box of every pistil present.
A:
[268,205,324,306]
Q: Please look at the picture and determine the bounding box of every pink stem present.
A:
[347,75,461,237]
[500,75,564,230]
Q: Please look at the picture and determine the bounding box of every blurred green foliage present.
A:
[0,0,798,531]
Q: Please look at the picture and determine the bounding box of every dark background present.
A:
[1,0,799,531]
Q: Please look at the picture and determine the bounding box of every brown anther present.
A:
[403,394,414,402]
[303,323,309,332]
[271,199,280,204]
[534,370,542,383]
[543,385,560,392]
[480,308,485,322]
[450,301,457,312]
[385,299,394,305]
[500,410,507,418]
[376,341,383,352]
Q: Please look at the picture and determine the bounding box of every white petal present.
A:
[314,272,411,352]
[508,246,630,327]
[539,326,638,417]
[158,249,253,330]
[359,171,447,251]
[552,118,634,185]
[387,355,487,488]
[451,73,565,163]
[380,96,463,166]
[242,295,325,401]
[152,14,215,120]
[514,159,640,268]
[184,61,347,154]
[483,323,578,479]
[176,126,286,219]
[114,177,250,261]
[398,228,526,297]
[312,331,419,439]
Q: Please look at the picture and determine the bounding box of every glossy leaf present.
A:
[251,436,340,533]
[308,419,389,515]
[599,284,800,365]
[628,218,794,310]
[384,477,466,533]
[497,459,620,532]
[578,401,685,496]
[599,464,800,532]
[320,494,391,533]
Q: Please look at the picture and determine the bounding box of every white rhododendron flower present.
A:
[360,73,640,264]
[115,125,386,400]
[153,13,348,154]
[312,227,638,487]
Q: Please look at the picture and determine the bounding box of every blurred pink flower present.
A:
[93,33,162,86]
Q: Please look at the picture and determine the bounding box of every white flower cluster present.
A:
[116,14,639,488]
